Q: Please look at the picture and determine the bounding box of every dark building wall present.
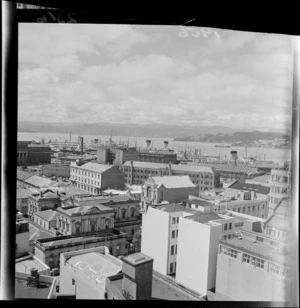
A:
[101,166,125,190]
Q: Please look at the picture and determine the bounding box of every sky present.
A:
[18,23,294,132]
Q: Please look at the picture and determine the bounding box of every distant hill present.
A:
[17,127,35,133]
[174,131,291,143]
[17,121,253,138]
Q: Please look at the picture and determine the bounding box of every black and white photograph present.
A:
[1,2,299,305]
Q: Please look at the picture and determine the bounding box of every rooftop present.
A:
[67,252,122,286]
[245,174,271,185]
[24,175,56,188]
[15,277,52,299]
[123,252,153,266]
[155,203,197,214]
[71,161,114,173]
[219,237,288,265]
[227,181,270,195]
[16,256,49,274]
[35,210,58,222]
[186,212,225,224]
[150,175,196,189]
[57,204,114,216]
[123,161,214,173]
[29,223,55,241]
[183,198,213,206]
[17,188,33,199]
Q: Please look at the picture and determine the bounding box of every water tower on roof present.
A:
[230,150,238,166]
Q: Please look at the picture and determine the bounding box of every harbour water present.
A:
[18,132,292,165]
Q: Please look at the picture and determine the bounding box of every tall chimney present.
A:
[121,253,153,300]
[230,151,238,166]
[163,141,169,148]
[78,136,84,155]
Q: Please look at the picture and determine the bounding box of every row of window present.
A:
[267,228,286,239]
[219,245,288,277]
[232,204,265,214]
[72,175,100,186]
[271,175,288,183]
[170,261,176,273]
[222,234,234,240]
[71,168,101,179]
[270,186,288,194]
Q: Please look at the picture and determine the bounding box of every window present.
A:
[172,217,176,224]
[223,235,227,240]
[256,236,264,242]
[175,245,177,254]
[228,234,232,239]
[172,230,175,238]
[228,223,232,230]
[171,245,175,255]
[243,207,245,213]
[269,263,288,277]
[237,208,240,213]
[243,254,265,269]
[219,245,238,258]
[176,230,178,238]
[170,262,173,273]
[263,204,265,210]
[223,223,227,231]
[177,217,179,223]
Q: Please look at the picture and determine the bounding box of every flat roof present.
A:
[16,257,49,274]
[150,175,196,189]
[108,273,198,300]
[183,198,213,206]
[15,277,52,299]
[154,203,197,214]
[186,212,225,224]
[219,237,287,265]
[29,223,55,241]
[68,252,122,286]
[123,252,153,266]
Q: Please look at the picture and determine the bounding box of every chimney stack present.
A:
[78,136,84,155]
[230,151,238,166]
[146,140,151,149]
[163,140,169,148]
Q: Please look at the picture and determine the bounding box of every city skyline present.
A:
[19,24,293,132]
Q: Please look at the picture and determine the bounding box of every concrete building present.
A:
[42,163,70,178]
[59,247,122,300]
[17,141,52,166]
[141,204,197,276]
[34,228,128,269]
[56,204,116,236]
[175,211,235,296]
[122,161,219,191]
[223,181,270,201]
[214,224,290,301]
[70,161,125,194]
[16,216,30,258]
[141,175,198,213]
[28,189,61,220]
[34,210,58,232]
[105,252,203,300]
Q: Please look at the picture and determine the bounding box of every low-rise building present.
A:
[59,246,122,299]
[122,161,219,191]
[17,188,32,214]
[141,175,198,213]
[19,174,57,189]
[34,210,58,231]
[42,163,70,178]
[28,189,61,220]
[70,161,125,194]
[34,228,127,269]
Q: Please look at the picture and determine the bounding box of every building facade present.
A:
[42,164,71,178]
[34,210,58,231]
[122,161,219,191]
[70,161,125,194]
[141,175,198,212]
[28,190,61,220]
[16,217,30,258]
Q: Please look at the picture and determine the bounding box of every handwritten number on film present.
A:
[37,10,76,23]
[179,26,220,38]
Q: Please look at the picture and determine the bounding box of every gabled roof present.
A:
[227,181,270,195]
[71,162,114,173]
[35,210,58,222]
[29,224,55,241]
[150,175,196,189]
[17,189,32,199]
[23,175,56,188]
[58,204,114,216]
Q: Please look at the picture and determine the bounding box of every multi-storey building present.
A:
[69,161,124,194]
[122,161,219,191]
[17,141,52,166]
[214,223,291,301]
[28,189,61,220]
[16,215,29,258]
[42,163,71,178]
[141,204,197,276]
[141,175,198,212]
